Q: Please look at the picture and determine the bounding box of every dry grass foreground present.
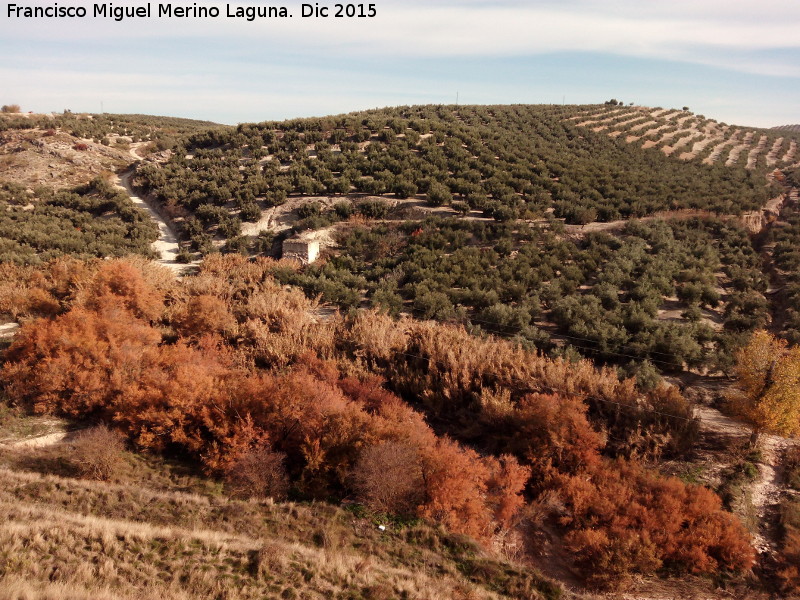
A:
[0,459,558,600]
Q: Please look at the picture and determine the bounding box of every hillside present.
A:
[0,178,159,265]
[134,104,784,252]
[0,414,557,600]
[0,112,218,266]
[3,103,800,599]
[0,112,219,190]
[0,255,765,598]
[773,125,800,135]
[119,104,800,378]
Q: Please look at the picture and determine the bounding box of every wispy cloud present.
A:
[0,1,797,125]
[4,0,799,75]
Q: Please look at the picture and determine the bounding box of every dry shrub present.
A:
[363,583,394,600]
[416,437,508,541]
[0,258,169,323]
[249,541,287,578]
[450,582,482,600]
[478,386,514,422]
[353,555,373,575]
[0,285,61,321]
[485,454,532,528]
[75,260,165,321]
[1,104,21,113]
[1,257,743,588]
[312,524,342,550]
[507,393,605,484]
[342,310,409,363]
[194,254,336,367]
[559,459,755,589]
[71,425,126,481]
[241,288,335,368]
[225,446,289,500]
[346,314,696,459]
[2,296,528,540]
[350,441,423,515]
[173,294,237,338]
[0,261,80,320]
[1,303,162,416]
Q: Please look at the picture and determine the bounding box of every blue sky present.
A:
[1,0,798,126]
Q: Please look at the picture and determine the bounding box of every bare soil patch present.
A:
[663,131,703,156]
[575,108,628,127]
[0,416,77,449]
[680,132,725,161]
[725,131,754,167]
[682,377,799,573]
[0,322,19,340]
[746,135,769,170]
[629,119,659,133]
[0,128,129,189]
[704,131,742,165]
[781,140,798,165]
[766,138,785,167]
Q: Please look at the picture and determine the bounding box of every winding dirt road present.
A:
[111,143,195,275]
[114,169,188,274]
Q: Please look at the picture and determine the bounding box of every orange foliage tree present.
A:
[559,460,754,589]
[729,330,800,439]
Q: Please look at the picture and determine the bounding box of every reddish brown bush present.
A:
[18,287,61,317]
[1,305,161,416]
[559,459,755,589]
[71,425,126,481]
[78,260,165,321]
[225,445,290,500]
[73,142,89,151]
[1,289,528,539]
[485,454,532,529]
[173,294,237,338]
[0,259,753,587]
[507,393,604,484]
[417,437,498,540]
[350,441,423,515]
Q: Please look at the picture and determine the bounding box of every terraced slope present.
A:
[574,106,800,171]
[773,124,800,134]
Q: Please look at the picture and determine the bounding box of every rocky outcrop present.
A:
[739,193,789,234]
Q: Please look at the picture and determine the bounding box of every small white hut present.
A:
[282,236,320,264]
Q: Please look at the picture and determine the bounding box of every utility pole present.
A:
[456,91,459,106]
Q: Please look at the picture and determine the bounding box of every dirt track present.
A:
[694,400,795,556]
[114,169,189,274]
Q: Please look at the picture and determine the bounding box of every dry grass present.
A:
[0,433,562,600]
